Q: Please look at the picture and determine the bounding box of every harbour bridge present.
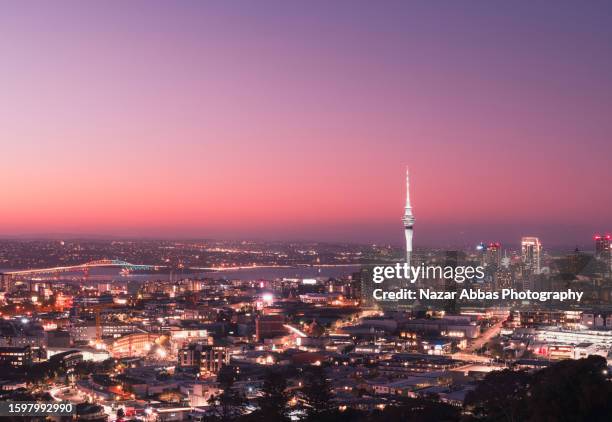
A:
[0,259,158,278]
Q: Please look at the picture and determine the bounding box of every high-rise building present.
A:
[485,242,502,268]
[443,251,459,314]
[521,237,542,274]
[594,234,611,260]
[500,250,511,269]
[494,269,513,290]
[476,242,487,267]
[565,248,590,277]
[403,168,415,266]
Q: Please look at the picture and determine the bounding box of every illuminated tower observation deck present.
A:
[403,168,415,266]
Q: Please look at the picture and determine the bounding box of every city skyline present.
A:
[1,3,611,421]
[2,1,612,246]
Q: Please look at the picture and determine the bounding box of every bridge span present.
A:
[1,259,160,277]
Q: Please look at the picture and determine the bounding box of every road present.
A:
[51,384,119,421]
[467,318,506,352]
[451,316,507,362]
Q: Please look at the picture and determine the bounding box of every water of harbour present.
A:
[1,265,361,282]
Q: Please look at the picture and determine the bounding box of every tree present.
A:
[369,398,460,422]
[527,355,612,422]
[217,365,239,389]
[253,369,290,421]
[217,388,247,421]
[209,366,247,421]
[465,356,612,422]
[464,369,531,422]
[300,366,334,421]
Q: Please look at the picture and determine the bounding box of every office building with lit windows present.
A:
[521,237,542,274]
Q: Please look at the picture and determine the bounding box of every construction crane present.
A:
[90,303,115,345]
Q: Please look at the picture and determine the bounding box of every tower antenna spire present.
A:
[405,167,412,210]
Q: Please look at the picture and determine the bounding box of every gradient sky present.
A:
[1,1,611,247]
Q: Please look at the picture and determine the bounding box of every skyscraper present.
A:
[403,168,415,266]
[521,237,542,274]
[594,234,611,260]
[595,234,611,274]
[485,242,502,268]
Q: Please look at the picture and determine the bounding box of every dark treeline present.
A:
[202,356,611,422]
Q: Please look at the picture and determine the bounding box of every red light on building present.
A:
[595,234,611,260]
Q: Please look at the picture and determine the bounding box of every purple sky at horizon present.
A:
[1,1,611,248]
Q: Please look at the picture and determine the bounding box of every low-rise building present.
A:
[0,345,33,367]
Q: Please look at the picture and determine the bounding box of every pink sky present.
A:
[1,2,611,247]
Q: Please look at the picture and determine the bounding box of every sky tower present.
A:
[403,168,415,266]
